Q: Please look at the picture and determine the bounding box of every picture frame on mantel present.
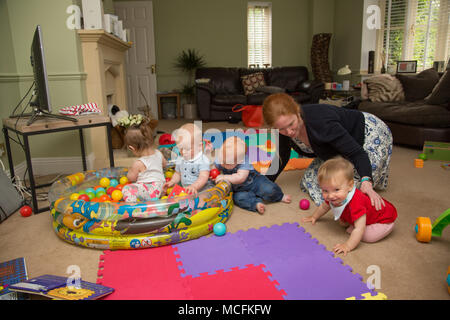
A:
[396,60,417,74]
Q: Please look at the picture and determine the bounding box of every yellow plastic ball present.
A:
[100,177,110,188]
[166,187,173,195]
[70,193,79,201]
[119,176,128,185]
[111,189,123,201]
[165,171,174,179]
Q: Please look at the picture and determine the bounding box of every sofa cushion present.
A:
[358,100,450,127]
[212,94,247,106]
[425,70,450,106]
[241,72,266,95]
[396,68,440,101]
[256,85,286,94]
[267,66,308,92]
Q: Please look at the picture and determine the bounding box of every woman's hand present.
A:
[360,180,385,211]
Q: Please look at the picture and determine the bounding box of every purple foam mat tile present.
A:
[264,254,370,300]
[238,223,333,262]
[173,232,252,277]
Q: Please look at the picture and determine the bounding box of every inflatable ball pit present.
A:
[49,167,233,250]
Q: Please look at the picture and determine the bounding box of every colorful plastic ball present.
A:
[99,194,111,202]
[159,133,174,145]
[110,179,119,187]
[299,199,310,210]
[91,197,100,202]
[86,192,96,200]
[119,176,128,185]
[116,184,124,191]
[95,187,106,193]
[213,222,227,236]
[106,187,116,195]
[96,190,106,198]
[85,187,95,194]
[165,171,174,179]
[111,190,123,201]
[209,168,220,180]
[70,193,80,201]
[100,177,110,188]
[78,194,90,202]
[19,205,33,217]
[78,190,87,195]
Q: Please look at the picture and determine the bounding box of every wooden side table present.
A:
[157,92,181,119]
[2,115,115,214]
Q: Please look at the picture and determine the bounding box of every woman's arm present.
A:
[266,134,293,181]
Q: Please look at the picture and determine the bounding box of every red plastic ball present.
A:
[159,133,174,145]
[78,194,90,202]
[210,168,220,180]
[20,205,33,217]
[106,187,116,195]
[299,199,310,210]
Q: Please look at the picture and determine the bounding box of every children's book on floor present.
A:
[0,257,29,300]
[8,274,114,300]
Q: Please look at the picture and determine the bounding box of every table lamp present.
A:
[337,65,352,90]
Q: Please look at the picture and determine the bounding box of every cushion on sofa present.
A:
[241,72,266,95]
[425,70,450,107]
[358,100,450,127]
[396,68,440,101]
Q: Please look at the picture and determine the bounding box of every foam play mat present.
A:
[96,223,386,300]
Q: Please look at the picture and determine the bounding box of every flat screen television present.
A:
[11,25,77,125]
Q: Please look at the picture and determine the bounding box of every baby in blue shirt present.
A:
[213,136,291,214]
[164,123,212,196]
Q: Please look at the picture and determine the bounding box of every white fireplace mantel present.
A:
[78,29,132,169]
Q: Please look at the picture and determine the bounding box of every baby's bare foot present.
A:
[256,202,265,214]
[282,194,292,203]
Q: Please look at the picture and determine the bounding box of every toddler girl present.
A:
[213,136,291,214]
[302,156,397,255]
[122,119,167,202]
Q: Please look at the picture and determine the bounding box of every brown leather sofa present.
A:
[195,66,324,122]
[357,69,450,148]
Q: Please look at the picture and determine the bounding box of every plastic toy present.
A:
[213,222,227,236]
[168,184,186,198]
[415,208,450,243]
[418,153,427,160]
[209,168,220,180]
[299,199,310,210]
[19,205,33,217]
[48,167,233,250]
[159,133,174,146]
[414,159,424,168]
[447,266,450,295]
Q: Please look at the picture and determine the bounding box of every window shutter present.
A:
[248,2,272,67]
[379,0,449,72]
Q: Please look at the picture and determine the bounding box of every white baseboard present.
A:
[11,153,96,179]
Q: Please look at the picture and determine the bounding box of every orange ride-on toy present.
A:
[415,208,450,243]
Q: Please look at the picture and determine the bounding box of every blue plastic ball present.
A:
[213,222,227,236]
[85,187,95,194]
[110,179,119,187]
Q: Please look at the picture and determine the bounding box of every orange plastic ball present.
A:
[99,194,111,202]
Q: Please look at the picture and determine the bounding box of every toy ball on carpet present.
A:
[213,222,227,236]
[299,199,310,210]
[20,205,33,217]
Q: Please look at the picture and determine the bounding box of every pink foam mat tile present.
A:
[98,246,193,300]
[185,264,285,300]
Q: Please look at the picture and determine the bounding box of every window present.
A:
[247,2,272,68]
[377,0,450,71]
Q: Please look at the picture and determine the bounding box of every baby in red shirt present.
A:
[302,156,397,255]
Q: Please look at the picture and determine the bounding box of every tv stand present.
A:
[10,107,78,126]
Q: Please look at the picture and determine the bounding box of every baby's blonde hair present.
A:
[318,156,354,185]
[174,123,202,148]
[218,136,247,165]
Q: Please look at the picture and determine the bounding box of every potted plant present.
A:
[174,49,206,118]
